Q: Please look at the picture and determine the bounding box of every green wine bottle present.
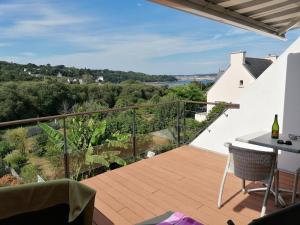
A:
[271,114,279,139]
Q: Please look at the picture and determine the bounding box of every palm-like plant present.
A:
[39,117,128,180]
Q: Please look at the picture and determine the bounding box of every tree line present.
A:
[0,61,177,83]
[0,80,174,122]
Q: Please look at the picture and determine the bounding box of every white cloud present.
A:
[0,1,91,38]
[5,31,262,74]
[0,0,288,74]
[20,52,36,57]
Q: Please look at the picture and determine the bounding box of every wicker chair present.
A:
[218,143,277,217]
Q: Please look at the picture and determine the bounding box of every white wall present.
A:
[207,53,255,112]
[191,36,300,172]
[195,112,207,122]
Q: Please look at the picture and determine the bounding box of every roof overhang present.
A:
[149,0,300,40]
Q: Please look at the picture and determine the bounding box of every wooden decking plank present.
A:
[93,197,132,225]
[89,178,163,220]
[138,160,184,181]
[130,161,262,221]
[128,152,275,218]
[95,188,125,212]
[112,168,158,193]
[97,173,163,218]
[123,163,204,208]
[83,146,297,225]
[118,208,142,224]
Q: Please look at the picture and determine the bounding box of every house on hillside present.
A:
[195,51,276,122]
[57,72,62,78]
[95,76,104,83]
[206,51,277,112]
[67,78,79,84]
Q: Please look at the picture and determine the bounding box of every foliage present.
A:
[168,82,206,102]
[157,143,177,154]
[151,93,178,131]
[0,80,213,178]
[33,133,48,157]
[3,151,28,171]
[82,74,94,84]
[183,118,204,142]
[206,103,226,123]
[0,174,21,187]
[27,122,60,137]
[0,141,12,158]
[45,145,63,169]
[20,164,40,183]
[0,81,165,122]
[39,117,128,180]
[181,104,227,143]
[72,101,108,115]
[0,60,177,83]
[0,159,7,177]
[5,128,28,155]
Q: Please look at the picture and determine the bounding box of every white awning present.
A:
[150,0,300,40]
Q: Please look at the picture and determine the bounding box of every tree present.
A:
[39,117,128,180]
[82,74,94,84]
[0,159,7,177]
[3,151,28,172]
[169,82,206,102]
[5,128,28,155]
[0,141,12,158]
[20,164,40,183]
[168,83,206,116]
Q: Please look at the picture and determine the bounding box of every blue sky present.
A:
[0,0,300,75]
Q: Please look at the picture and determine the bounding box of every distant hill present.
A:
[0,61,177,83]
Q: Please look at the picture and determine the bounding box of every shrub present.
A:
[45,145,63,169]
[0,141,12,158]
[5,128,28,155]
[157,143,176,153]
[0,174,21,187]
[206,103,226,122]
[0,159,7,177]
[34,148,47,157]
[3,151,28,171]
[20,164,40,183]
[33,134,48,157]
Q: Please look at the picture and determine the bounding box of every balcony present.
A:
[83,145,298,225]
[0,100,236,184]
[0,100,298,225]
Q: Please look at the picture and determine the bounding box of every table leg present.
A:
[273,148,287,207]
[273,149,278,206]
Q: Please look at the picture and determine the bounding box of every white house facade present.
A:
[191,36,300,173]
[206,51,275,112]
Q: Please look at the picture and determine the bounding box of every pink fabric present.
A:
[157,212,204,225]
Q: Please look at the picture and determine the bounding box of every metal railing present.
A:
[0,100,239,183]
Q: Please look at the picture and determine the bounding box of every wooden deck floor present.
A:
[82,146,299,225]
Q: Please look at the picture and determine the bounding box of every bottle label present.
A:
[272,131,279,139]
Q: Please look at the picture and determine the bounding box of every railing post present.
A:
[132,109,137,161]
[182,101,186,144]
[63,118,70,178]
[176,101,181,147]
